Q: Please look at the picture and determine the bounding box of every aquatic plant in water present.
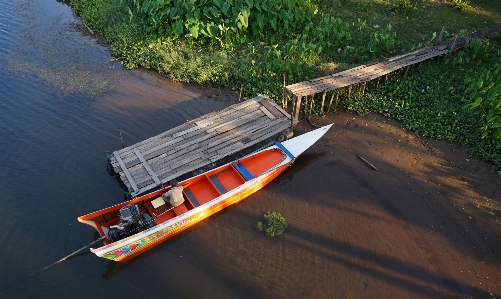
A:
[257,211,288,237]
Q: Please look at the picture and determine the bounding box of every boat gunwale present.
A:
[88,145,292,255]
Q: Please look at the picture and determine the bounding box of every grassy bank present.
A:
[68,0,501,168]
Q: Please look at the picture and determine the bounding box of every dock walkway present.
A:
[285,29,498,121]
[109,95,292,197]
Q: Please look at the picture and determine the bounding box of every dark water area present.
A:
[0,0,252,297]
[1,1,340,298]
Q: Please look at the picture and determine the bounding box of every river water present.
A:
[0,0,334,298]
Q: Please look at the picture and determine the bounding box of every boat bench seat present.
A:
[183,188,201,207]
[209,175,227,194]
[232,162,254,181]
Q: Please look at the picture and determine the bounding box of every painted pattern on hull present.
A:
[95,163,289,262]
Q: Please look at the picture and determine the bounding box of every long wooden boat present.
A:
[78,125,332,262]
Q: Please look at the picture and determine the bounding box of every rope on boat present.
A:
[0,235,107,292]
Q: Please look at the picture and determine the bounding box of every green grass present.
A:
[68,0,501,167]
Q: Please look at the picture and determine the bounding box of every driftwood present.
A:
[356,154,378,171]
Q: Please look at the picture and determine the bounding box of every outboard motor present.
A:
[107,204,147,242]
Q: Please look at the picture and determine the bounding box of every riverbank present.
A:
[266,111,501,298]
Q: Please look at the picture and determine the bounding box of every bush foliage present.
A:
[69,0,501,168]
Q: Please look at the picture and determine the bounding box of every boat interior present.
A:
[82,148,287,243]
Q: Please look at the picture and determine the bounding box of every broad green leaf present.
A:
[270,19,277,30]
[256,13,265,29]
[237,7,250,28]
[487,88,498,102]
[222,2,231,15]
[213,0,223,9]
[468,97,483,109]
[172,20,183,36]
[187,24,199,38]
[184,2,193,12]
[142,0,150,13]
[209,6,219,17]
[209,24,219,36]
[170,7,177,18]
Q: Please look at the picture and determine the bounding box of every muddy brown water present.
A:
[1,0,501,298]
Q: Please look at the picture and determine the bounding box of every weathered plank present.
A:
[110,99,260,163]
[133,149,160,185]
[111,101,262,170]
[112,95,291,196]
[259,98,284,119]
[260,106,276,120]
[115,154,138,194]
[285,45,452,97]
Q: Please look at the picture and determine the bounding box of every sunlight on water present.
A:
[4,0,123,98]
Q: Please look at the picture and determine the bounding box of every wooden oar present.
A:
[0,235,107,292]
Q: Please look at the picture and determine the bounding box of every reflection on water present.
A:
[5,0,122,98]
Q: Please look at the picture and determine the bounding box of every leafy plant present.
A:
[257,211,288,237]
[390,0,416,15]
[450,0,470,12]
[464,63,501,148]
[367,24,397,57]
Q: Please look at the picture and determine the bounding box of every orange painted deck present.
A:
[80,147,288,243]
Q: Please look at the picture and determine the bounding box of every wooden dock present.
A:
[109,95,292,197]
[284,29,498,122]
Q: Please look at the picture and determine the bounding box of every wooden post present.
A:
[335,89,340,110]
[309,95,314,116]
[293,95,302,122]
[362,81,367,95]
[119,131,125,149]
[437,26,445,45]
[291,95,297,128]
[450,35,459,52]
[238,84,243,102]
[327,90,337,113]
[320,91,327,114]
[282,72,287,109]
[376,77,381,89]
[347,86,352,98]
[404,66,410,77]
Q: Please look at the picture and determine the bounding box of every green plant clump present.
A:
[337,40,501,168]
[450,0,471,12]
[390,0,416,15]
[257,211,288,237]
[68,0,501,169]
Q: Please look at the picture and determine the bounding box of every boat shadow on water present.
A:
[266,151,325,188]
